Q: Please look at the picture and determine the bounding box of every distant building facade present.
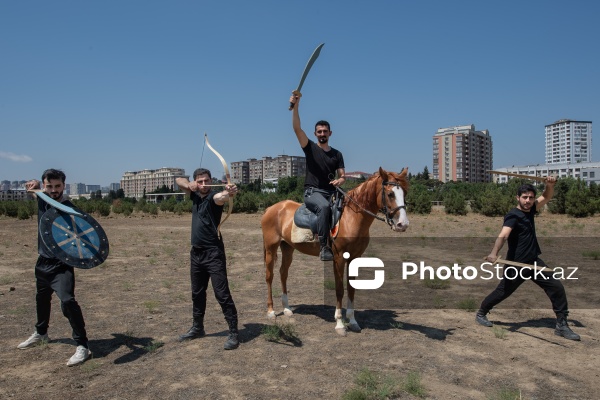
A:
[433,124,493,183]
[545,119,592,164]
[120,167,188,199]
[70,183,87,196]
[231,155,306,185]
[490,161,600,186]
[0,189,30,201]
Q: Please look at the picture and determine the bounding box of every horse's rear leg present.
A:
[279,242,294,317]
[265,242,278,319]
[346,284,361,333]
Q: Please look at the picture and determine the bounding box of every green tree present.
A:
[444,189,467,215]
[565,180,593,218]
[406,183,432,214]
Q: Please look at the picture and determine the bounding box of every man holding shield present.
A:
[17,169,92,366]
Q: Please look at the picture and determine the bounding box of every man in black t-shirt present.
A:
[175,168,240,350]
[290,91,346,261]
[475,179,580,340]
[18,169,92,366]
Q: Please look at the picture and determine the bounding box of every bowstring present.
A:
[199,133,207,168]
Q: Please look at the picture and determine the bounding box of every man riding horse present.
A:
[290,90,346,261]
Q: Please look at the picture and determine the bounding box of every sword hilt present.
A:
[289,90,302,111]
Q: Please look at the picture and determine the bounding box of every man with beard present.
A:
[18,169,92,365]
[176,168,240,350]
[289,91,346,261]
[475,178,580,340]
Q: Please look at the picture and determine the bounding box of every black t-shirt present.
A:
[504,204,541,263]
[302,139,345,191]
[190,191,224,248]
[37,196,76,258]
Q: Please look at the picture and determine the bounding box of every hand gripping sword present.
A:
[289,43,325,110]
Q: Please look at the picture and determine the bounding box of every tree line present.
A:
[1,169,598,220]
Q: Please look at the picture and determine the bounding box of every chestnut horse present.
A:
[260,167,409,335]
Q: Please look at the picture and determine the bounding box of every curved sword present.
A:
[289,43,325,110]
[29,189,83,216]
[204,133,233,233]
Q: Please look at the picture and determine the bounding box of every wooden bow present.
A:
[204,133,233,233]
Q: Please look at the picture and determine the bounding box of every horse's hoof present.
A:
[267,311,276,320]
[335,327,347,337]
[347,323,362,333]
[283,308,293,317]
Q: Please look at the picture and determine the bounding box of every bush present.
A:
[444,190,467,215]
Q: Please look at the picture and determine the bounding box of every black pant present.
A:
[304,188,333,239]
[34,257,88,347]
[190,246,237,323]
[480,258,569,318]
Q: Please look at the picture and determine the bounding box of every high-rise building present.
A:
[433,124,493,183]
[120,167,188,199]
[545,119,592,164]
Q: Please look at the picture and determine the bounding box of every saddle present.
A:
[291,190,344,244]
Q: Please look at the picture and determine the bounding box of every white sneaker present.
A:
[67,345,92,366]
[17,332,49,349]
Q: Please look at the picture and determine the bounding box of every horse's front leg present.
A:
[333,260,347,336]
[346,284,361,333]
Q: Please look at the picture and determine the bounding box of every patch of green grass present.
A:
[142,300,160,313]
[0,275,15,285]
[148,257,158,265]
[121,330,136,346]
[80,359,100,372]
[487,386,523,400]
[390,321,403,329]
[324,279,336,290]
[457,297,478,312]
[162,279,174,289]
[582,250,600,260]
[143,340,164,353]
[433,295,446,309]
[7,306,28,315]
[164,246,176,257]
[403,371,426,398]
[261,322,300,345]
[122,282,133,291]
[342,368,402,400]
[492,326,508,339]
[423,276,450,289]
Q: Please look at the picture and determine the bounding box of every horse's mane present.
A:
[346,169,409,208]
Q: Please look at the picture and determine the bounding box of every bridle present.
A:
[336,180,406,227]
[380,181,406,227]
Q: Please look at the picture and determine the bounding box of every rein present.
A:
[336,180,405,227]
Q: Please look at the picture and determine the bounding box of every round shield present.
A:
[39,207,110,269]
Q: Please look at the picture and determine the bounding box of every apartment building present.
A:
[545,119,592,164]
[433,124,493,183]
[231,155,306,185]
[120,167,188,199]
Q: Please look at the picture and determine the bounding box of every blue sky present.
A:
[1,1,598,186]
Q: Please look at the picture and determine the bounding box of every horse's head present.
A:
[378,167,410,232]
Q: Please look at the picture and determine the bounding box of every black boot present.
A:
[318,236,333,261]
[178,317,205,341]
[224,317,239,350]
[555,317,580,341]
[475,309,493,327]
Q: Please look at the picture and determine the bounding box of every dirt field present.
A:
[1,210,599,399]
